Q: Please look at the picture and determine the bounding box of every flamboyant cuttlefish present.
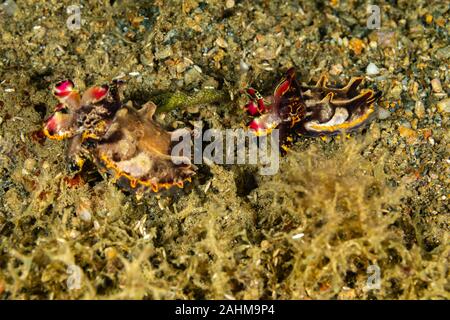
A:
[243,67,381,152]
[43,68,380,194]
[43,79,196,194]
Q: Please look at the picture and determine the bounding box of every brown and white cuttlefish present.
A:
[43,79,196,194]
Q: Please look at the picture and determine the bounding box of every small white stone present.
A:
[77,204,92,222]
[239,59,249,73]
[193,65,202,73]
[292,233,304,240]
[377,108,391,120]
[366,62,379,75]
[2,0,18,16]
[80,209,91,222]
[70,230,80,239]
[215,37,228,49]
[155,47,172,60]
[225,0,235,9]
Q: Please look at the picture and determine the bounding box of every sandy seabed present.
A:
[0,0,448,299]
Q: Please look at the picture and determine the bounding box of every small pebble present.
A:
[193,65,202,73]
[436,98,450,113]
[155,47,173,60]
[184,67,202,85]
[376,31,397,48]
[430,78,442,93]
[292,233,304,240]
[390,83,403,99]
[330,63,343,76]
[435,46,450,60]
[1,0,18,16]
[239,60,249,73]
[377,108,391,120]
[140,51,154,67]
[414,101,425,119]
[105,247,117,260]
[215,37,228,49]
[225,0,235,9]
[76,201,92,222]
[366,62,379,75]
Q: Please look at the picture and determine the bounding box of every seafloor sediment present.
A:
[0,0,448,299]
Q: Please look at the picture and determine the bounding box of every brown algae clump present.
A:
[246,138,448,299]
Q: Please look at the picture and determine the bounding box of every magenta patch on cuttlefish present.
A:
[245,100,259,116]
[54,80,74,97]
[93,85,108,100]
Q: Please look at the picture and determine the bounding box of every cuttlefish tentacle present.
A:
[53,79,81,110]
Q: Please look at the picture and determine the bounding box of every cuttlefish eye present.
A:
[246,88,255,98]
[247,89,264,101]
